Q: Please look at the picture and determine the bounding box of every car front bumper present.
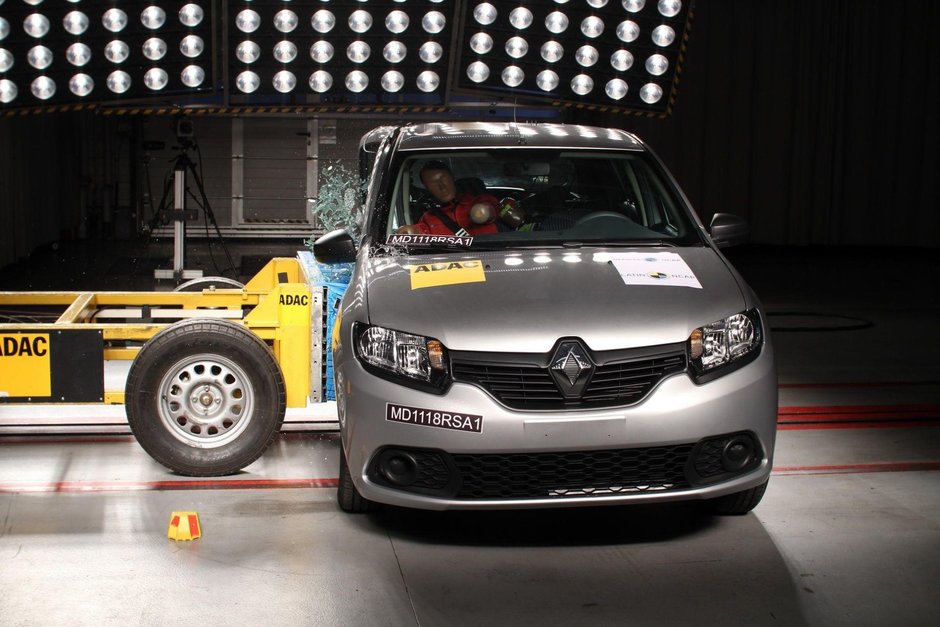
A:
[336,345,777,510]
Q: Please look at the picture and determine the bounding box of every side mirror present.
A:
[709,213,749,248]
[314,229,357,264]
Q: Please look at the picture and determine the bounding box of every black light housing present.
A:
[226,0,454,107]
[1,1,692,115]
[452,0,693,115]
[0,1,216,109]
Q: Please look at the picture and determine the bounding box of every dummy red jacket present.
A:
[414,193,500,235]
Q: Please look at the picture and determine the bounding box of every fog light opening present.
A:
[379,451,419,487]
[721,436,755,472]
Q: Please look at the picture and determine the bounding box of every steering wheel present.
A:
[573,211,632,227]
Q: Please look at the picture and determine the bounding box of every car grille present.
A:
[452,353,687,410]
[452,445,693,500]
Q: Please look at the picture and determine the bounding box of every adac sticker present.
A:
[386,403,483,433]
[408,259,486,290]
[0,333,52,397]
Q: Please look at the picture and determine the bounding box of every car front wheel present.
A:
[706,479,769,515]
[337,447,376,513]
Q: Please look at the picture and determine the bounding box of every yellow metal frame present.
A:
[0,258,312,408]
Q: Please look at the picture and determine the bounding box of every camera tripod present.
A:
[149,144,233,283]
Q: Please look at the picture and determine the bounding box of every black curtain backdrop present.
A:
[580,0,940,247]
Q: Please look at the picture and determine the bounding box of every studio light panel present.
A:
[0,1,692,113]
[227,0,453,105]
[453,0,692,113]
[0,1,215,108]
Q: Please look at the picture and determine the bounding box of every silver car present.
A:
[315,122,776,514]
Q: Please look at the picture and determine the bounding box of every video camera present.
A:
[175,116,195,149]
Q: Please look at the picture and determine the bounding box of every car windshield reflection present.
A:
[381,151,702,248]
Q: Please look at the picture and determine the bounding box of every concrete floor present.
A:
[1,243,938,626]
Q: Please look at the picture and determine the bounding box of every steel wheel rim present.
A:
[158,353,255,448]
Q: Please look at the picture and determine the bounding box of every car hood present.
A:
[362,247,745,353]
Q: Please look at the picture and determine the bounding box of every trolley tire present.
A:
[337,446,376,513]
[125,319,286,476]
[174,276,245,292]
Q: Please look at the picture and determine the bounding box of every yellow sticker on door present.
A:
[409,260,486,290]
[0,333,52,397]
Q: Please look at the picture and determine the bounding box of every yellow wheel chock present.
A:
[167,511,202,541]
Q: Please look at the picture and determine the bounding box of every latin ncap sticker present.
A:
[608,252,702,288]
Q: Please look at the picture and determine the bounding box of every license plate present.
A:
[385,403,483,434]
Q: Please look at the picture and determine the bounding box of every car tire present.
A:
[707,479,769,515]
[125,319,285,476]
[338,447,375,513]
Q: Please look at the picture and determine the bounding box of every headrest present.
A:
[455,177,485,196]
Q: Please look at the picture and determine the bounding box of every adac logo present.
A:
[1,334,49,357]
[412,260,481,273]
[0,333,52,397]
[278,293,309,306]
[409,259,486,290]
[648,271,670,279]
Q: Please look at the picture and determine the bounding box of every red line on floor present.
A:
[773,461,940,476]
[0,436,138,445]
[776,403,940,429]
[0,477,340,494]
[779,380,940,389]
[0,432,339,445]
[779,420,940,430]
[779,403,940,418]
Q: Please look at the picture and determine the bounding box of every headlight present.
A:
[688,309,762,381]
[354,324,449,392]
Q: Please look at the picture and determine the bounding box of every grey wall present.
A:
[593,0,940,247]
[0,114,82,268]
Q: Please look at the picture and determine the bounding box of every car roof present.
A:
[394,122,645,152]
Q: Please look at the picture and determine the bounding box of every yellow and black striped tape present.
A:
[3,103,452,117]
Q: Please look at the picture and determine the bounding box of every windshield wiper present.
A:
[592,240,676,247]
[406,244,502,252]
[512,240,674,248]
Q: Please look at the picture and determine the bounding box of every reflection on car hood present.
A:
[363,247,744,353]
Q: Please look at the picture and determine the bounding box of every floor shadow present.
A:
[378,504,811,626]
[368,500,717,547]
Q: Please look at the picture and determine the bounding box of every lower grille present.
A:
[409,450,451,491]
[694,439,726,478]
[452,445,693,500]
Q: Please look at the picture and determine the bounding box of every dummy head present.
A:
[420,160,457,204]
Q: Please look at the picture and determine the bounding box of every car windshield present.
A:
[377,150,703,249]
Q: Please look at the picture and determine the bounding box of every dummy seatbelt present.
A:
[430,204,470,237]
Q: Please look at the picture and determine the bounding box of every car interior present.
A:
[386,152,691,242]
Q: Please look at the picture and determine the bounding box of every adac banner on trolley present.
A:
[0,330,103,402]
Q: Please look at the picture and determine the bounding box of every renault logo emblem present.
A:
[549,341,594,398]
